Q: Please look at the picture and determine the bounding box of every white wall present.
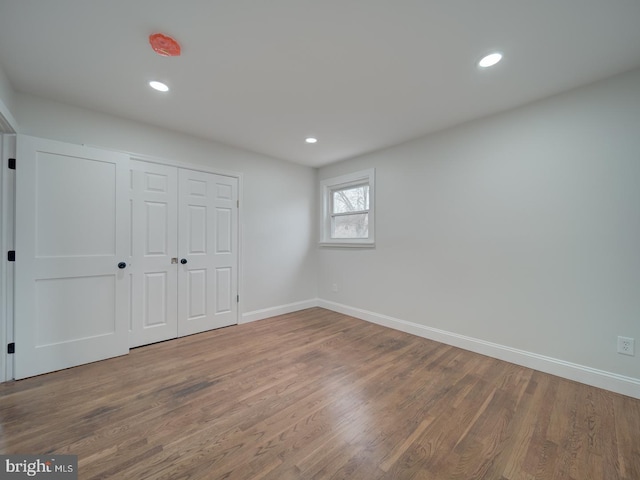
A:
[318,68,640,390]
[13,93,318,317]
[0,63,17,131]
[0,65,13,110]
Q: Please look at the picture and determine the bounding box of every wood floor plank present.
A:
[1,307,638,479]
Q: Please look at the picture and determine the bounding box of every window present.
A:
[320,169,375,246]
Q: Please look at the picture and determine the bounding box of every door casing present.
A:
[129,159,240,347]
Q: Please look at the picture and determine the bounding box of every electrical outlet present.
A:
[331,283,338,293]
[617,336,635,356]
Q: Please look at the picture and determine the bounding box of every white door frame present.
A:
[0,129,16,382]
[128,153,243,332]
[130,159,241,347]
[1,96,19,382]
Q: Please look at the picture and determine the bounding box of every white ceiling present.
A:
[1,1,639,168]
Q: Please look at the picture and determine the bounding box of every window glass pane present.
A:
[331,213,369,239]
[332,185,369,214]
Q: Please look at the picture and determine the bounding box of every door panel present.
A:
[145,202,169,254]
[215,267,232,313]
[188,205,207,253]
[15,135,130,379]
[178,169,238,336]
[216,208,232,253]
[144,272,168,326]
[187,269,207,319]
[36,153,117,256]
[129,161,178,347]
[36,275,116,345]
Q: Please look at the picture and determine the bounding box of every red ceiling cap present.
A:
[149,33,181,57]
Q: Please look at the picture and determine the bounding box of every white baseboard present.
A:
[317,299,640,399]
[241,299,319,324]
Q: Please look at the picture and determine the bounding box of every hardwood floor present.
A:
[1,307,638,479]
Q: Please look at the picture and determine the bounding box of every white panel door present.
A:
[129,161,178,347]
[178,169,238,336]
[15,135,130,379]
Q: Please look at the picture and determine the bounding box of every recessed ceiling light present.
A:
[305,137,318,144]
[478,52,503,68]
[149,80,169,92]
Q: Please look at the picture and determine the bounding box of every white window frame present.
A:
[320,168,375,247]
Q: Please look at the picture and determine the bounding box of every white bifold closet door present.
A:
[15,135,130,379]
[129,161,179,346]
[177,168,238,336]
[130,160,238,348]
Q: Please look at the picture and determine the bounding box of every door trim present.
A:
[1,134,17,382]
[0,103,17,382]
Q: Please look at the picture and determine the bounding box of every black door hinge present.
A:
[8,158,16,170]
[7,251,15,262]
[237,294,239,303]
[7,343,15,354]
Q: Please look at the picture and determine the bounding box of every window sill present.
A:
[319,241,375,248]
